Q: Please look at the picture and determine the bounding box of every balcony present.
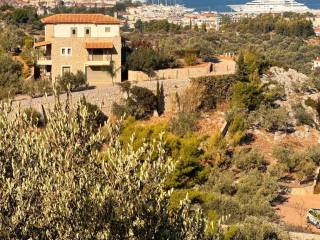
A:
[37,55,52,66]
[85,54,111,66]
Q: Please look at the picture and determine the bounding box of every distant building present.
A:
[34,14,122,85]
[16,0,118,10]
[123,4,221,31]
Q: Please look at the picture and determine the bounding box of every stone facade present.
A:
[35,14,122,85]
[49,36,122,84]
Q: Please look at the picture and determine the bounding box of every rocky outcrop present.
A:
[262,67,311,96]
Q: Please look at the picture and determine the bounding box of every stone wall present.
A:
[128,63,212,81]
[15,79,190,115]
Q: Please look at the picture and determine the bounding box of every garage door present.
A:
[86,66,112,86]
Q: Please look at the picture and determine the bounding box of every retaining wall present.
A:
[14,79,190,115]
[128,63,212,81]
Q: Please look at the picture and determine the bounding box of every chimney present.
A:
[114,11,118,19]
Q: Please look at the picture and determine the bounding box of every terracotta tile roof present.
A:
[85,41,113,49]
[34,41,51,47]
[41,14,120,24]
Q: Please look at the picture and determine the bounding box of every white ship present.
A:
[228,0,310,13]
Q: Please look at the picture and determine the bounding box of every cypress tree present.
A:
[156,81,165,115]
[236,52,249,82]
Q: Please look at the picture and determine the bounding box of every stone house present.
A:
[34,13,122,86]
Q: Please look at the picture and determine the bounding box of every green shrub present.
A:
[305,97,317,109]
[166,135,209,188]
[272,146,317,180]
[264,84,286,103]
[168,111,199,136]
[228,112,248,146]
[228,113,247,135]
[111,102,128,118]
[142,19,182,33]
[296,160,316,181]
[0,54,23,99]
[126,47,178,77]
[191,75,236,111]
[231,82,264,111]
[236,170,279,219]
[230,131,247,147]
[202,194,241,223]
[112,85,158,120]
[234,149,268,171]
[205,169,236,195]
[306,145,320,165]
[117,120,208,189]
[273,146,299,173]
[166,158,209,189]
[267,163,287,180]
[293,103,314,126]
[184,54,197,66]
[234,217,289,240]
[0,99,206,239]
[22,107,44,127]
[223,225,238,240]
[23,79,52,97]
[118,118,169,150]
[79,96,108,131]
[57,70,87,91]
[252,105,292,132]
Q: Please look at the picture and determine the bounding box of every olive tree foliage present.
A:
[0,98,207,240]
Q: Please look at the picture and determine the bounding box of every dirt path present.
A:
[207,58,236,76]
[277,194,320,234]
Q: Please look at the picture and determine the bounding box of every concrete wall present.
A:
[128,63,212,81]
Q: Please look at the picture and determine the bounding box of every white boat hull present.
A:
[228,0,310,13]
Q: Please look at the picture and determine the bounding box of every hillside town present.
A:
[1,0,320,239]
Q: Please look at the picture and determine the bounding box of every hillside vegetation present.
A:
[0,10,320,239]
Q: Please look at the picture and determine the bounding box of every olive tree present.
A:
[0,98,207,239]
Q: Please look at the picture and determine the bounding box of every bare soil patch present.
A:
[277,194,320,234]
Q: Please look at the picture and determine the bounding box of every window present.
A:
[105,27,111,32]
[71,27,77,36]
[61,47,72,56]
[62,66,71,74]
[85,27,91,36]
